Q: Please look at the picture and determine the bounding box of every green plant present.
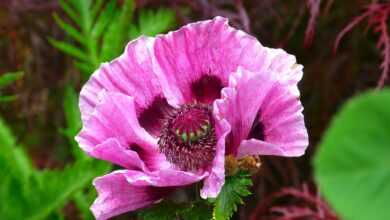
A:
[0,71,23,102]
[139,171,252,220]
[314,89,390,220]
[0,117,109,220]
[51,0,176,79]
[48,1,177,218]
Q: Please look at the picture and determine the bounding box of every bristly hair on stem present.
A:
[334,2,390,89]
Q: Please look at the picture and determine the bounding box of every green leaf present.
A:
[58,0,79,25]
[0,71,24,88]
[25,159,108,220]
[181,202,213,220]
[314,89,390,220]
[139,200,212,220]
[0,95,17,102]
[129,8,176,39]
[139,201,182,220]
[90,0,104,22]
[0,158,109,219]
[62,86,87,160]
[74,61,95,78]
[213,171,252,220]
[73,190,96,220]
[92,0,117,40]
[0,117,111,219]
[0,117,33,181]
[63,86,81,137]
[49,38,89,62]
[54,0,175,78]
[100,0,135,61]
[53,14,85,45]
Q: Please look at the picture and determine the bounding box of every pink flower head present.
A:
[75,17,308,220]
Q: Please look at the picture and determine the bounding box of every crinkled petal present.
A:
[76,92,168,170]
[153,16,270,104]
[200,113,231,198]
[79,36,175,135]
[91,171,169,220]
[124,169,207,187]
[214,67,276,155]
[90,138,147,170]
[265,48,303,97]
[237,82,308,157]
[80,36,157,120]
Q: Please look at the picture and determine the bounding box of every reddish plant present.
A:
[249,184,339,220]
[304,0,321,48]
[335,2,390,88]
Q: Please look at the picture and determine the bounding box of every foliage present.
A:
[139,171,252,220]
[0,117,109,220]
[249,184,338,220]
[314,89,390,220]
[139,201,184,220]
[213,171,252,220]
[334,2,390,88]
[0,71,23,88]
[139,201,212,220]
[0,71,23,102]
[61,86,84,159]
[61,85,111,219]
[51,0,176,79]
[50,1,176,218]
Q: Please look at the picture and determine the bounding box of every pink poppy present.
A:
[75,16,308,220]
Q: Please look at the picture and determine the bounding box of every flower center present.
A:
[158,104,217,171]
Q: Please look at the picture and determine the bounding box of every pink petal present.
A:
[90,138,147,170]
[124,169,207,187]
[214,67,276,155]
[79,36,176,136]
[265,48,304,97]
[237,81,308,157]
[80,36,161,121]
[91,171,169,220]
[153,16,269,104]
[200,113,231,198]
[76,92,168,171]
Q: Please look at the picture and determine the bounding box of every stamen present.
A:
[158,104,217,171]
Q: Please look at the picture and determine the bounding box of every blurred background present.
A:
[0,0,389,220]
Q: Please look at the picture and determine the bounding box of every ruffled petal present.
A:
[76,92,168,171]
[124,169,207,187]
[90,138,147,170]
[79,36,175,136]
[80,36,162,121]
[91,171,169,220]
[264,48,303,97]
[237,82,308,157]
[214,67,276,155]
[153,16,270,104]
[200,112,231,198]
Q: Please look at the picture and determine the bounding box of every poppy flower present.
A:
[75,16,308,220]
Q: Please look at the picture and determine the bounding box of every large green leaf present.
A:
[0,117,110,219]
[0,159,108,220]
[314,89,390,220]
[0,117,32,181]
